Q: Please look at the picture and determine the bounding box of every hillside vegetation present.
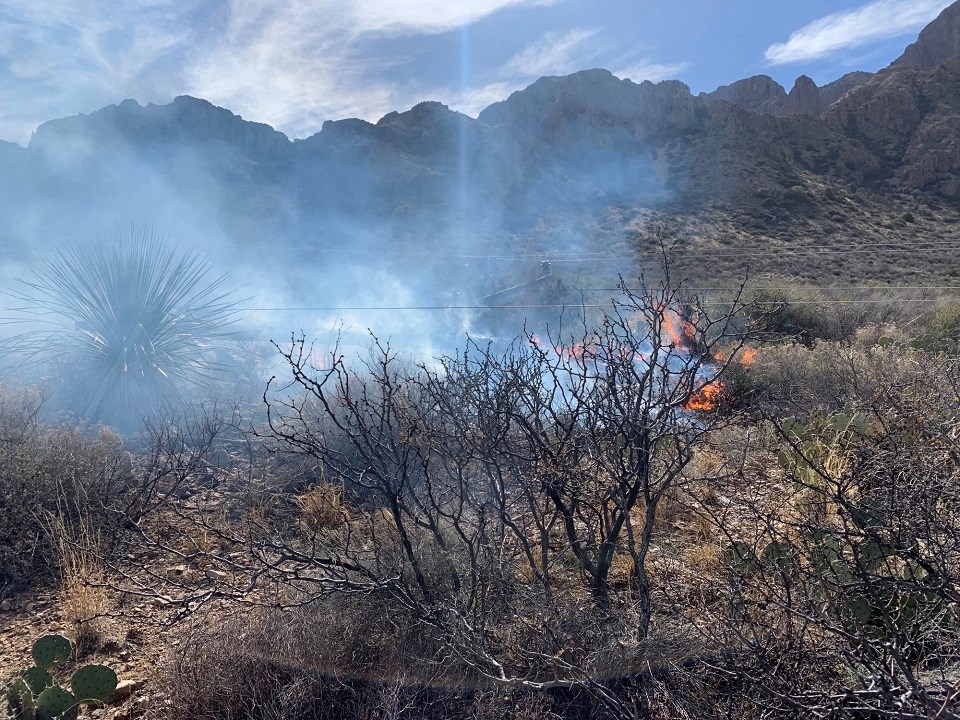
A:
[3,272,960,719]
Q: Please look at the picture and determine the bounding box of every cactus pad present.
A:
[32,635,72,670]
[21,665,54,695]
[6,677,36,714]
[760,541,794,572]
[35,685,78,720]
[847,596,873,625]
[71,664,118,703]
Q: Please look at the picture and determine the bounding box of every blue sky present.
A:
[0,0,953,145]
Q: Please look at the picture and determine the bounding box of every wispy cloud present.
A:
[613,60,689,83]
[0,0,204,142]
[449,81,526,117]
[461,28,688,116]
[500,28,601,77]
[346,0,560,36]
[187,0,566,137]
[764,0,952,65]
[0,0,560,143]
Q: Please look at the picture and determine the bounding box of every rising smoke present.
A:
[0,76,675,427]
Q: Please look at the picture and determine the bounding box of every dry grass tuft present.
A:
[297,483,350,533]
[46,512,110,653]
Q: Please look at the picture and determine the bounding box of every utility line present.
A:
[244,298,949,312]
[261,240,960,263]
[582,286,960,292]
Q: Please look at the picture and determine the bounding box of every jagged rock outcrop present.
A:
[704,75,787,114]
[819,72,874,107]
[30,96,290,163]
[782,75,824,116]
[826,56,960,197]
[892,0,960,69]
[479,69,700,141]
[705,72,872,117]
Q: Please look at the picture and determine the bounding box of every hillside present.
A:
[1,2,960,291]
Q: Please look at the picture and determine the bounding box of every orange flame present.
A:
[685,381,723,412]
[664,313,694,349]
[651,304,695,350]
[713,345,758,366]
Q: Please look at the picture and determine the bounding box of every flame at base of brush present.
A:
[684,380,724,411]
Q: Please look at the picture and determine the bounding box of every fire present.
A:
[712,345,758,366]
[661,309,695,350]
[685,380,723,412]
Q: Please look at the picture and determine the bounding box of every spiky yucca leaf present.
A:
[2,228,242,423]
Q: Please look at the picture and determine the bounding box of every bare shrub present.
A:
[113,273,756,720]
[694,353,960,718]
[0,386,132,591]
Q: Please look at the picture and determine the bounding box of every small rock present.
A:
[0,599,12,612]
[112,679,141,702]
[118,650,130,660]
[91,709,107,718]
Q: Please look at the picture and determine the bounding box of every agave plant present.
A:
[1,228,243,424]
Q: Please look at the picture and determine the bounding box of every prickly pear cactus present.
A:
[31,636,71,671]
[70,665,117,703]
[35,685,78,720]
[6,676,36,716]
[3,635,119,720]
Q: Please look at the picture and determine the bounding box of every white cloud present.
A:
[500,28,600,77]
[449,81,525,117]
[613,60,689,83]
[346,0,559,36]
[182,0,568,137]
[764,0,952,65]
[0,0,560,144]
[0,0,198,142]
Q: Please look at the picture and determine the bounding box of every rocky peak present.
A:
[782,75,824,116]
[375,101,475,158]
[705,72,871,117]
[704,75,787,113]
[478,69,699,138]
[819,71,875,106]
[891,0,960,69]
[29,96,290,160]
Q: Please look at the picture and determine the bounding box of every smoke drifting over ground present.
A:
[0,74,689,425]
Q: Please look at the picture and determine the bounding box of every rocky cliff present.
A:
[703,72,873,116]
[1,1,960,282]
[892,1,960,69]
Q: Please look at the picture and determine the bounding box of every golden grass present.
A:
[298,483,350,533]
[46,512,110,653]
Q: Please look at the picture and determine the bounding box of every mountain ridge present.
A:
[3,1,960,286]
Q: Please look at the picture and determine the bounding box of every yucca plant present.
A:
[1,228,243,426]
